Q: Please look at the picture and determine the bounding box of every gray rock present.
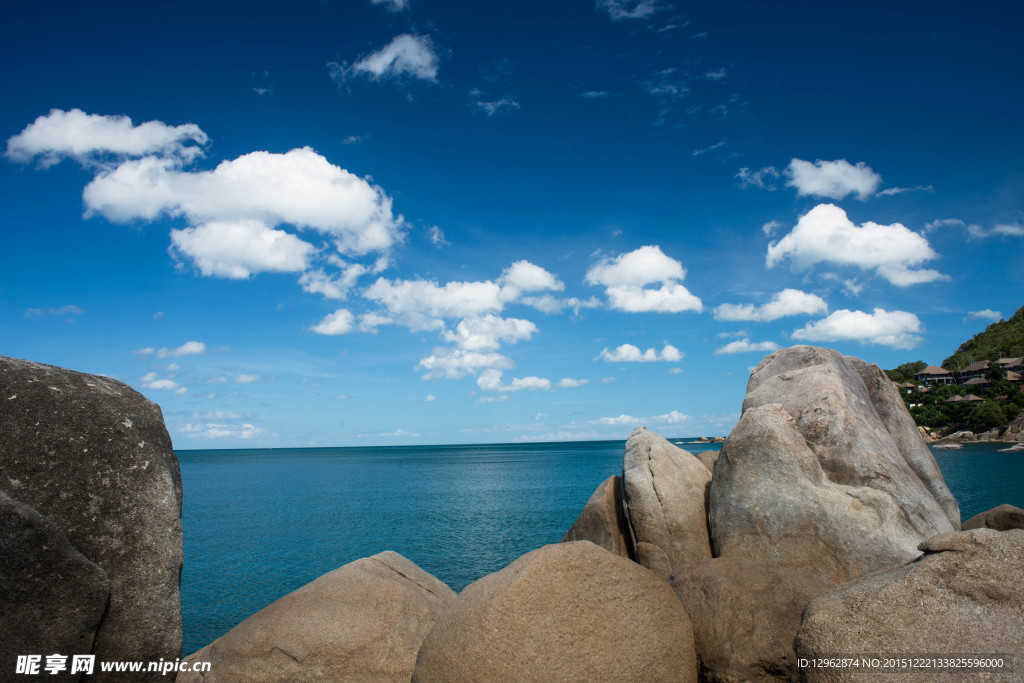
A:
[961,504,1024,531]
[179,551,455,682]
[1,491,109,681]
[622,427,713,576]
[562,475,634,559]
[0,356,183,671]
[695,449,720,473]
[710,347,958,583]
[1003,415,1024,442]
[796,529,1024,682]
[669,557,830,683]
[412,541,698,683]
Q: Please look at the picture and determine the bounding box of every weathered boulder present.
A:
[710,346,959,583]
[1,491,110,680]
[669,557,830,683]
[412,541,698,683]
[961,504,1024,531]
[695,449,720,473]
[622,427,713,576]
[0,356,182,671]
[796,529,1024,682]
[179,551,455,682]
[562,475,634,559]
[1003,415,1024,442]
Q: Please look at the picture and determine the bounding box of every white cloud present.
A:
[713,339,781,355]
[784,158,882,200]
[704,68,727,81]
[157,341,206,358]
[6,108,207,167]
[416,348,513,380]
[24,305,83,317]
[171,220,315,279]
[311,309,355,335]
[476,369,552,392]
[371,0,409,11]
[299,264,367,300]
[428,225,448,246]
[520,295,601,315]
[365,260,561,331]
[592,409,689,426]
[791,308,924,349]
[692,140,727,156]
[993,224,1024,237]
[425,394,436,402]
[923,217,1022,239]
[182,422,268,440]
[557,378,589,388]
[358,312,393,333]
[142,376,187,395]
[334,34,439,83]
[235,374,260,384]
[596,0,663,21]
[476,96,520,116]
[585,245,702,313]
[83,147,403,256]
[736,166,780,190]
[761,220,782,237]
[443,315,538,351]
[767,204,947,286]
[968,309,1002,322]
[877,184,933,197]
[714,288,828,322]
[598,343,682,363]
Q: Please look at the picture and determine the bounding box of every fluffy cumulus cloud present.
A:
[585,246,701,313]
[592,410,688,426]
[596,0,663,21]
[333,34,439,83]
[714,289,828,322]
[5,108,208,167]
[784,159,882,200]
[141,372,188,395]
[767,204,947,286]
[477,369,552,393]
[791,308,924,349]
[311,309,355,335]
[713,339,781,355]
[968,309,1002,322]
[416,349,513,380]
[598,343,682,363]
[181,422,268,440]
[171,220,315,279]
[84,147,403,257]
[365,260,562,331]
[443,315,538,351]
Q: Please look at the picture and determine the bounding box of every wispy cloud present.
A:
[596,0,665,21]
[692,140,727,157]
[24,305,83,318]
[329,34,439,84]
[476,95,520,116]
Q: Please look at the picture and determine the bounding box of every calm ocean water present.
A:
[178,440,1023,655]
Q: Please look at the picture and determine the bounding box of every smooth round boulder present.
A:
[412,541,698,682]
[960,504,1024,531]
[796,529,1024,682]
[562,474,634,559]
[178,551,455,682]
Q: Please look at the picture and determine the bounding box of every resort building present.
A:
[914,365,954,385]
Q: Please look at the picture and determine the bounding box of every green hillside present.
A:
[942,305,1024,370]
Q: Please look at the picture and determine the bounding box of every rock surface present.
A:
[0,356,183,671]
[1,491,110,680]
[179,551,455,682]
[412,541,698,683]
[669,557,830,683]
[562,475,634,559]
[796,529,1024,682]
[1004,415,1024,442]
[961,504,1024,531]
[622,427,712,576]
[710,346,959,583]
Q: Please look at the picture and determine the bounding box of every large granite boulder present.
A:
[622,427,712,576]
[961,504,1024,531]
[710,346,958,583]
[179,551,455,682]
[562,475,634,559]
[796,529,1024,682]
[1003,414,1024,442]
[412,541,698,682]
[1,491,110,680]
[0,356,183,671]
[669,558,830,683]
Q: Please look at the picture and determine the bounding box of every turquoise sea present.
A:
[177,440,1024,655]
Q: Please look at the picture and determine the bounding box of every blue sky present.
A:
[3,0,1022,448]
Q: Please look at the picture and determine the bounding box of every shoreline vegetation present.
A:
[3,347,1023,682]
[885,304,1024,444]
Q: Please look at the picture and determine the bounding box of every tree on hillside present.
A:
[942,305,1024,370]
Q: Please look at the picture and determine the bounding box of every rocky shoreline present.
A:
[3,347,1023,682]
